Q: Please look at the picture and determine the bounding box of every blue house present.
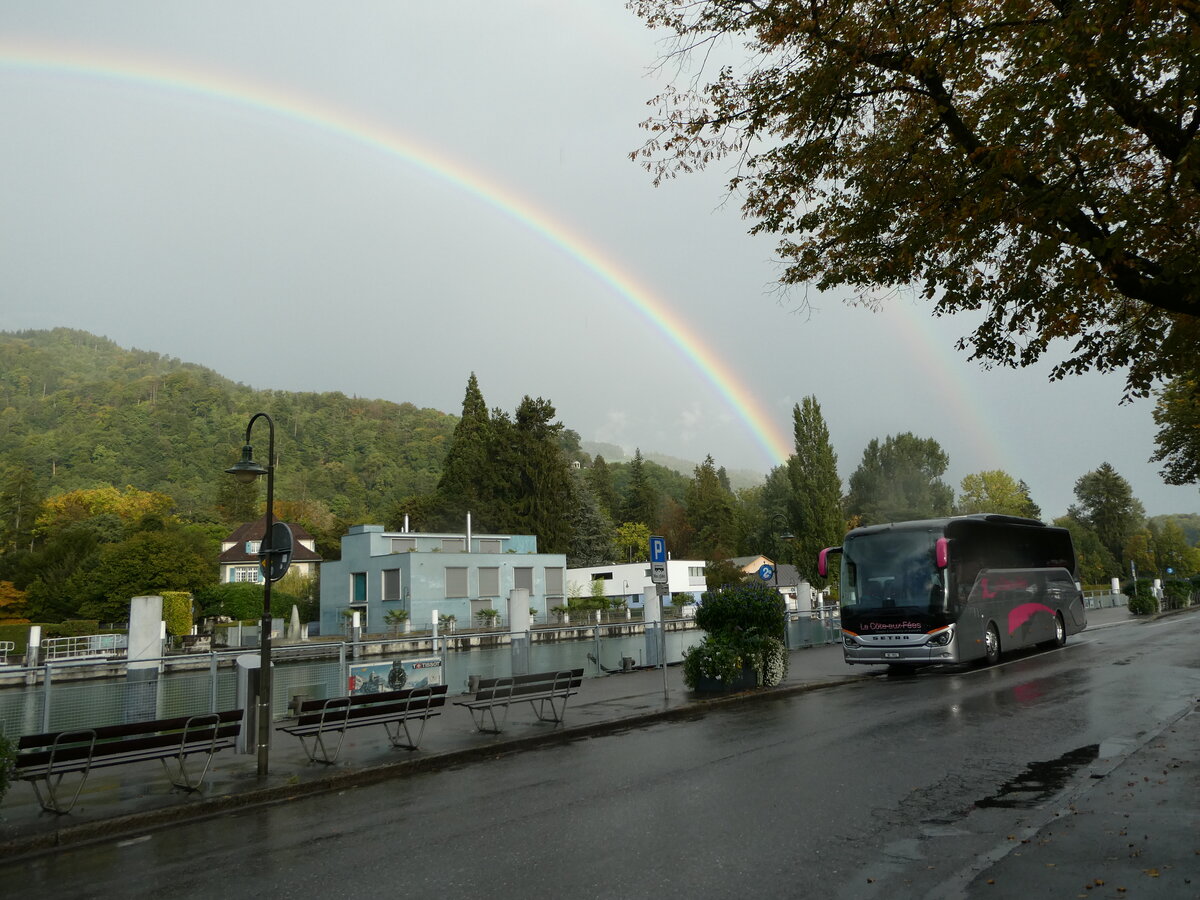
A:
[318,525,567,634]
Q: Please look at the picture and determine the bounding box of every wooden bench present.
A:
[277,684,448,764]
[455,668,583,734]
[16,709,243,814]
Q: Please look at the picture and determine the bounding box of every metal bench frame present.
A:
[455,669,583,734]
[16,709,243,814]
[278,684,448,765]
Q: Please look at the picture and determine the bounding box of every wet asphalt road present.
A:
[10,615,1199,899]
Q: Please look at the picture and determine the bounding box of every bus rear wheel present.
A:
[983,624,1001,666]
[1052,612,1066,648]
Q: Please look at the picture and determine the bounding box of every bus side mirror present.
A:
[818,547,840,578]
[935,538,949,569]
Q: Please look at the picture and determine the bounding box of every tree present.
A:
[585,455,619,520]
[845,433,954,525]
[631,1,1200,398]
[956,470,1041,518]
[0,581,29,623]
[70,525,216,623]
[1054,515,1119,585]
[1152,518,1197,577]
[704,557,750,592]
[615,521,652,563]
[787,397,844,583]
[567,472,617,567]
[500,396,577,554]
[618,449,661,530]
[34,485,174,540]
[1151,368,1200,485]
[0,464,42,552]
[685,455,737,560]
[1069,463,1145,563]
[432,373,499,530]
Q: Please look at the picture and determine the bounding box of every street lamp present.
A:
[769,513,793,591]
[225,412,275,778]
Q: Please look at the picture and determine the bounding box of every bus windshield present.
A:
[842,529,946,614]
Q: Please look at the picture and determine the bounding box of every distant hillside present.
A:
[0,328,455,521]
[581,441,766,491]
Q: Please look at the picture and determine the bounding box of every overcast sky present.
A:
[2,1,1196,520]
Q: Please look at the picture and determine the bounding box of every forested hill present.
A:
[0,328,455,522]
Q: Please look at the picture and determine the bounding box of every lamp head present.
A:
[225,444,267,483]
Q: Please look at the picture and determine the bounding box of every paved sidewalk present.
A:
[0,604,1146,861]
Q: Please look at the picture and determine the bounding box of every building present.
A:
[318,525,567,634]
[565,559,708,608]
[218,517,322,584]
[729,556,815,612]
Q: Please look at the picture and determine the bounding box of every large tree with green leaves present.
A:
[846,433,954,525]
[631,0,1200,398]
[1053,515,1119,584]
[1069,463,1146,563]
[956,470,1041,519]
[495,396,577,554]
[787,397,844,582]
[1151,368,1200,485]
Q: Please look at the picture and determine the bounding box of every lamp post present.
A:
[225,412,275,778]
[770,513,793,591]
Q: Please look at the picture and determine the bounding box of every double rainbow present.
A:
[1,41,795,467]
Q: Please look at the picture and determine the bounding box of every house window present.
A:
[689,566,706,578]
[478,539,501,554]
[391,537,416,553]
[545,567,564,596]
[245,541,260,555]
[442,538,465,552]
[352,573,367,604]
[382,569,401,602]
[514,567,533,592]
[478,567,500,597]
[592,572,613,581]
[445,567,468,598]
[232,566,261,583]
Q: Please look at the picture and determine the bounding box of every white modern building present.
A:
[565,559,708,608]
[319,525,567,634]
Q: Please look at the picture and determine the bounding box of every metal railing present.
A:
[40,633,128,661]
[0,618,842,741]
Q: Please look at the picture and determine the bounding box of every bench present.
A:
[455,668,583,734]
[277,684,448,765]
[16,709,243,814]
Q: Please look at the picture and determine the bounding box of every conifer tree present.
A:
[686,455,736,560]
[787,397,844,583]
[619,449,660,530]
[432,373,498,530]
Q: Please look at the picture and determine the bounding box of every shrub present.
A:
[162,591,193,637]
[695,580,786,641]
[684,580,788,690]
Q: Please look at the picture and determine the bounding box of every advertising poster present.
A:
[348,656,442,695]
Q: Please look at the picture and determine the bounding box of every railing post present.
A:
[41,662,53,733]
[210,651,219,713]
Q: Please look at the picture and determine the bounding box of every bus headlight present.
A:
[843,634,858,649]
[928,627,953,647]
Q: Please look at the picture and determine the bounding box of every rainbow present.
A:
[0,41,796,467]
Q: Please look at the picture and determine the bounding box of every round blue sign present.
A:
[758,564,775,581]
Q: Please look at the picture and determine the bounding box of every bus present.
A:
[818,514,1087,670]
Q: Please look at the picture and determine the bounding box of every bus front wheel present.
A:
[1052,612,1066,648]
[983,624,1001,666]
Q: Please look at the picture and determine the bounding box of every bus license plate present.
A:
[884,652,900,658]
